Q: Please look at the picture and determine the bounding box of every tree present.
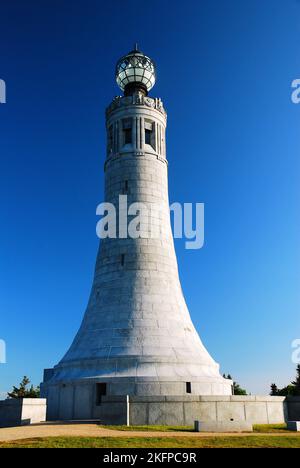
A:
[223,374,232,380]
[7,376,40,399]
[291,364,300,396]
[223,373,247,395]
[270,364,300,397]
[232,381,247,395]
[277,385,296,396]
[270,383,279,396]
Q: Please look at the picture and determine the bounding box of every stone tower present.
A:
[41,47,232,421]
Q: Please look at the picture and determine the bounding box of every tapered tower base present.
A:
[42,374,232,421]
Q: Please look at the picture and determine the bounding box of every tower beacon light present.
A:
[115,44,156,96]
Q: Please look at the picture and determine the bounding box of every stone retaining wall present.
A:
[97,395,290,425]
[0,398,47,427]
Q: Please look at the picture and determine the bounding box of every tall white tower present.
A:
[41,47,232,421]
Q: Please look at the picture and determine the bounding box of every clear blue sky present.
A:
[1,0,299,397]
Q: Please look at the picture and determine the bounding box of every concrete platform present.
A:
[194,420,253,432]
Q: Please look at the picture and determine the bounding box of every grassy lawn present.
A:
[0,423,297,448]
[1,435,300,448]
[253,424,288,433]
[99,423,290,433]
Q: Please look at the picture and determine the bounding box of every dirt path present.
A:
[0,423,299,442]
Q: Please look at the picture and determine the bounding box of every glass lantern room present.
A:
[115,46,156,95]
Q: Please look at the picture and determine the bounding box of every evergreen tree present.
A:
[270,383,278,396]
[270,365,300,397]
[232,381,247,395]
[223,373,247,394]
[7,376,40,399]
[277,385,296,396]
[291,364,300,396]
[223,374,232,380]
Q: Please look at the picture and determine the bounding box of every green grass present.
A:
[98,424,194,432]
[0,423,297,448]
[1,435,300,448]
[100,423,291,433]
[253,424,288,433]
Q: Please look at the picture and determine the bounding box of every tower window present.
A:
[145,128,151,145]
[144,120,155,149]
[186,382,191,394]
[124,180,128,193]
[122,119,132,145]
[121,254,125,266]
[96,383,107,406]
[124,128,132,144]
[107,125,113,152]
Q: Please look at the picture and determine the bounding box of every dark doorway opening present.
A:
[96,383,107,406]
